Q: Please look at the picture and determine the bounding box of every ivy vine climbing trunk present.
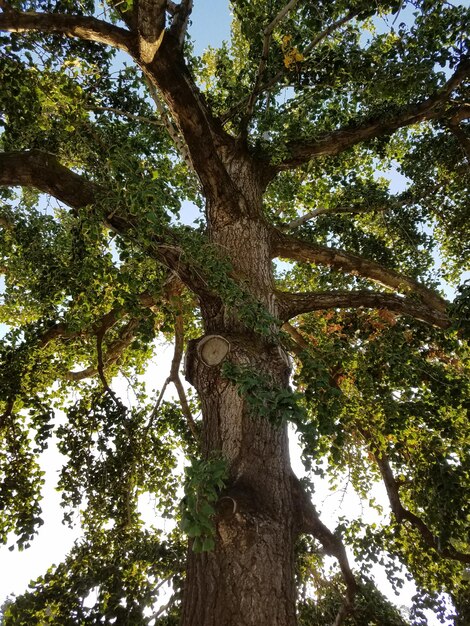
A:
[181,189,299,625]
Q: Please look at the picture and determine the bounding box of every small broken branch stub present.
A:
[197,335,230,366]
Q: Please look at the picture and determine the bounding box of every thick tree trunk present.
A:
[180,204,299,625]
[182,338,298,626]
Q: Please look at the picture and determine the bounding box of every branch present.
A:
[245,0,300,117]
[375,453,470,565]
[272,230,447,313]
[0,0,14,13]
[0,150,96,209]
[171,312,199,441]
[38,291,157,348]
[0,9,134,53]
[292,475,357,625]
[262,10,359,98]
[276,57,470,169]
[137,0,166,63]
[447,121,470,161]
[145,306,199,442]
[88,105,164,126]
[0,150,215,299]
[144,77,193,169]
[168,0,193,48]
[276,289,450,329]
[223,10,358,125]
[96,319,126,407]
[282,204,387,230]
[65,317,140,381]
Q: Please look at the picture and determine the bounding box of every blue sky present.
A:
[189,0,231,54]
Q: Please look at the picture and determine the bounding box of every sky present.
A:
[0,2,462,624]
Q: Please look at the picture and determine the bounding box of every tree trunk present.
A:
[180,208,299,625]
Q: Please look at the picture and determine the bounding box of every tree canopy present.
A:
[0,0,469,624]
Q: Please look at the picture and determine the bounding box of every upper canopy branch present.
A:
[223,9,359,126]
[245,0,300,117]
[0,7,134,53]
[275,57,470,169]
[276,289,450,329]
[272,229,447,313]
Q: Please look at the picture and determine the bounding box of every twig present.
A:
[245,0,300,117]
[87,105,164,127]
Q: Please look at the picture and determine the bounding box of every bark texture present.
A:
[180,181,299,624]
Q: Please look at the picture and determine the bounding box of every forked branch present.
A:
[374,453,470,565]
[145,307,199,442]
[276,289,450,329]
[272,230,447,313]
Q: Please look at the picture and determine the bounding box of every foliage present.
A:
[0,0,469,624]
[180,456,228,553]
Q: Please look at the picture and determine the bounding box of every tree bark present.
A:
[181,190,299,625]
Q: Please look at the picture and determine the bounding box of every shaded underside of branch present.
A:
[276,289,450,328]
[272,229,447,313]
[0,9,134,52]
[292,475,357,625]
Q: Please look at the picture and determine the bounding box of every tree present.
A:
[0,0,469,624]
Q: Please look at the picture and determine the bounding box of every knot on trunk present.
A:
[184,333,291,390]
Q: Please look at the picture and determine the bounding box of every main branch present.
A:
[276,57,470,169]
[0,150,216,300]
[0,8,134,52]
[272,230,447,313]
[276,289,450,328]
